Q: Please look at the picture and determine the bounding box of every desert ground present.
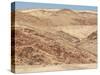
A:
[11,9,97,73]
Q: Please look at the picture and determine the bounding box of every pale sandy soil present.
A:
[15,64,97,73]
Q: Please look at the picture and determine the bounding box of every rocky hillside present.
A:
[11,9,97,66]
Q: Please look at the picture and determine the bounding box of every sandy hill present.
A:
[77,31,97,55]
